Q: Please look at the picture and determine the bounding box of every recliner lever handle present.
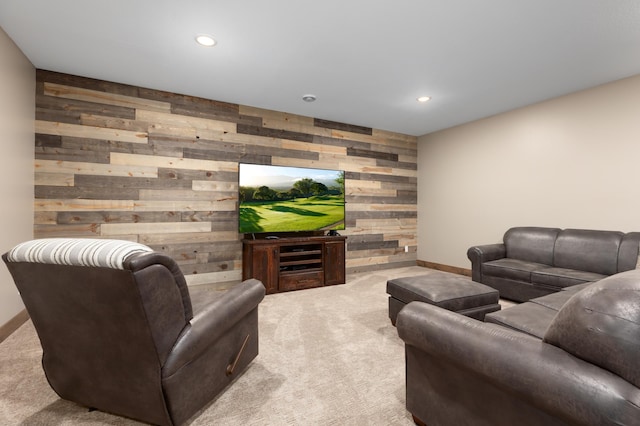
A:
[226,334,250,376]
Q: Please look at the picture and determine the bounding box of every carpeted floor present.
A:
[0,266,509,425]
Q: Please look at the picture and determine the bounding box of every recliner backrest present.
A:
[504,227,561,265]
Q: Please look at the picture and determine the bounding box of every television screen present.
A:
[238,163,345,234]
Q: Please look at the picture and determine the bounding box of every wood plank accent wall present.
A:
[34,70,418,286]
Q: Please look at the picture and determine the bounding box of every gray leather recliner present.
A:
[3,238,265,426]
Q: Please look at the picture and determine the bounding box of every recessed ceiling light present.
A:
[195,34,217,47]
[417,96,431,103]
[302,94,317,102]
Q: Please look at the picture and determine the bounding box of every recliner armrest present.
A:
[162,279,265,378]
[396,302,640,425]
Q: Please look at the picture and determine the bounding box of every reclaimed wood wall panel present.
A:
[36,120,148,144]
[44,82,172,112]
[34,70,418,284]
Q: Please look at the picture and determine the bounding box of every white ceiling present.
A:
[1,1,640,136]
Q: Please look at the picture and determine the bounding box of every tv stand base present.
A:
[242,235,346,294]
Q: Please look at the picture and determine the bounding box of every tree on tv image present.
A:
[253,186,277,200]
[239,172,345,233]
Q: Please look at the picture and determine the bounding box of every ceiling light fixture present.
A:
[195,34,217,47]
[302,94,317,102]
[417,96,431,103]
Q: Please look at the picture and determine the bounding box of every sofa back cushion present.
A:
[543,269,640,388]
[553,229,623,276]
[504,227,560,265]
[618,232,640,273]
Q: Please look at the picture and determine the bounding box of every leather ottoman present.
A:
[387,272,501,325]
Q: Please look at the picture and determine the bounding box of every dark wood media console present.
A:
[242,235,346,294]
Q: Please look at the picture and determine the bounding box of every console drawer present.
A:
[279,270,324,292]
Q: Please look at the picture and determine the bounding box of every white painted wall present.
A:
[0,27,35,325]
[418,74,640,270]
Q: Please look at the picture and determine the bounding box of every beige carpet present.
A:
[0,266,494,425]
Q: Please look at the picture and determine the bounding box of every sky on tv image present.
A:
[239,164,341,190]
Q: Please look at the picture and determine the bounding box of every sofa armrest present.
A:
[396,302,640,425]
[467,243,505,281]
[162,279,265,377]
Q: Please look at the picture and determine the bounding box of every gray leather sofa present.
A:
[467,226,640,302]
[396,269,640,425]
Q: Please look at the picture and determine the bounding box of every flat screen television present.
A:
[238,163,345,235]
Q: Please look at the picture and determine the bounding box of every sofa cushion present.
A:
[560,282,593,292]
[618,232,640,272]
[553,229,623,276]
[543,269,640,388]
[529,289,576,311]
[531,267,604,290]
[483,258,550,282]
[503,227,560,264]
[485,302,557,339]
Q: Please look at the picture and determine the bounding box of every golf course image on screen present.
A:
[238,163,345,234]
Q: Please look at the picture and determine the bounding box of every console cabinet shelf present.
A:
[242,235,346,294]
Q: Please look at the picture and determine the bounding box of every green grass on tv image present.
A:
[239,195,345,233]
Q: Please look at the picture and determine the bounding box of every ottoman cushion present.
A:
[387,273,499,312]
